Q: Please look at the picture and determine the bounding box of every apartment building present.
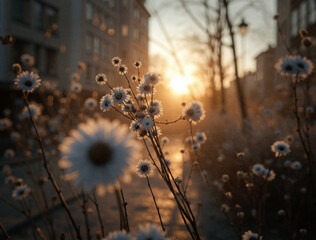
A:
[0,0,150,92]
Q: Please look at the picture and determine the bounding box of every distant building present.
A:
[255,46,276,100]
[0,0,71,89]
[276,0,316,61]
[0,0,150,92]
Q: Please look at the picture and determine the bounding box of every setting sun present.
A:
[168,74,195,95]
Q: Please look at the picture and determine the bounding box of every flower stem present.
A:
[146,176,165,231]
[23,93,82,240]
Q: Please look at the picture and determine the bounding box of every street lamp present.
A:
[238,18,248,78]
[238,18,248,36]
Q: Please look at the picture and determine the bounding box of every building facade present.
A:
[0,0,150,92]
[276,0,316,61]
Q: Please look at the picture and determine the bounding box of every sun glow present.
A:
[168,74,195,95]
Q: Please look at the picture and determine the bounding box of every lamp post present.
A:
[238,18,248,78]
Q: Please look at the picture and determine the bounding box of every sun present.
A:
[169,74,194,95]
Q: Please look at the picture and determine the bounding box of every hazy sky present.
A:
[145,0,276,92]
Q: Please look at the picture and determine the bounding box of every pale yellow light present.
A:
[169,75,194,95]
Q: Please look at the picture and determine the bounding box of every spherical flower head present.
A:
[136,223,166,240]
[131,75,137,81]
[21,102,42,120]
[71,72,80,82]
[111,57,122,67]
[134,60,142,69]
[299,28,309,38]
[95,73,108,85]
[221,174,229,183]
[252,164,265,176]
[192,143,200,151]
[77,61,87,72]
[136,160,153,177]
[195,132,207,144]
[242,230,259,240]
[12,63,22,75]
[141,117,153,130]
[118,65,128,75]
[59,118,141,191]
[105,230,131,240]
[12,184,31,200]
[301,37,313,48]
[100,94,112,112]
[175,177,182,184]
[144,72,161,85]
[138,82,154,95]
[293,56,313,78]
[183,101,205,123]
[291,161,302,170]
[220,204,230,213]
[70,82,82,93]
[271,140,290,157]
[275,56,297,76]
[15,71,41,93]
[21,54,35,67]
[161,136,169,144]
[0,118,12,131]
[4,149,15,159]
[84,98,97,110]
[111,87,128,105]
[130,120,141,132]
[147,100,163,117]
[262,169,276,181]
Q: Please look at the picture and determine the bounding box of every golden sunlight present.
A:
[168,74,195,95]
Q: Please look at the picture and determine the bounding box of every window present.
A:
[46,48,57,75]
[141,16,148,27]
[291,9,298,37]
[94,36,100,56]
[308,0,316,25]
[11,39,30,64]
[35,2,43,29]
[86,2,93,22]
[133,28,140,40]
[86,33,93,53]
[35,2,58,30]
[12,0,31,24]
[45,6,58,29]
[300,2,307,29]
[133,7,139,20]
[121,25,128,36]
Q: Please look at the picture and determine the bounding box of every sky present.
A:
[145,0,276,95]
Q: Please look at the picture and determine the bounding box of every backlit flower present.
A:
[59,118,141,191]
[21,54,35,67]
[12,184,31,200]
[105,230,131,240]
[111,57,122,67]
[84,98,97,110]
[141,117,153,130]
[15,71,41,92]
[138,82,153,95]
[111,87,128,105]
[95,73,108,85]
[100,94,112,111]
[195,132,207,144]
[183,101,205,123]
[137,223,166,240]
[118,65,128,75]
[271,140,290,157]
[242,230,259,240]
[144,72,160,85]
[275,56,297,76]
[136,160,153,177]
[134,60,142,68]
[293,56,313,77]
[21,102,42,120]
